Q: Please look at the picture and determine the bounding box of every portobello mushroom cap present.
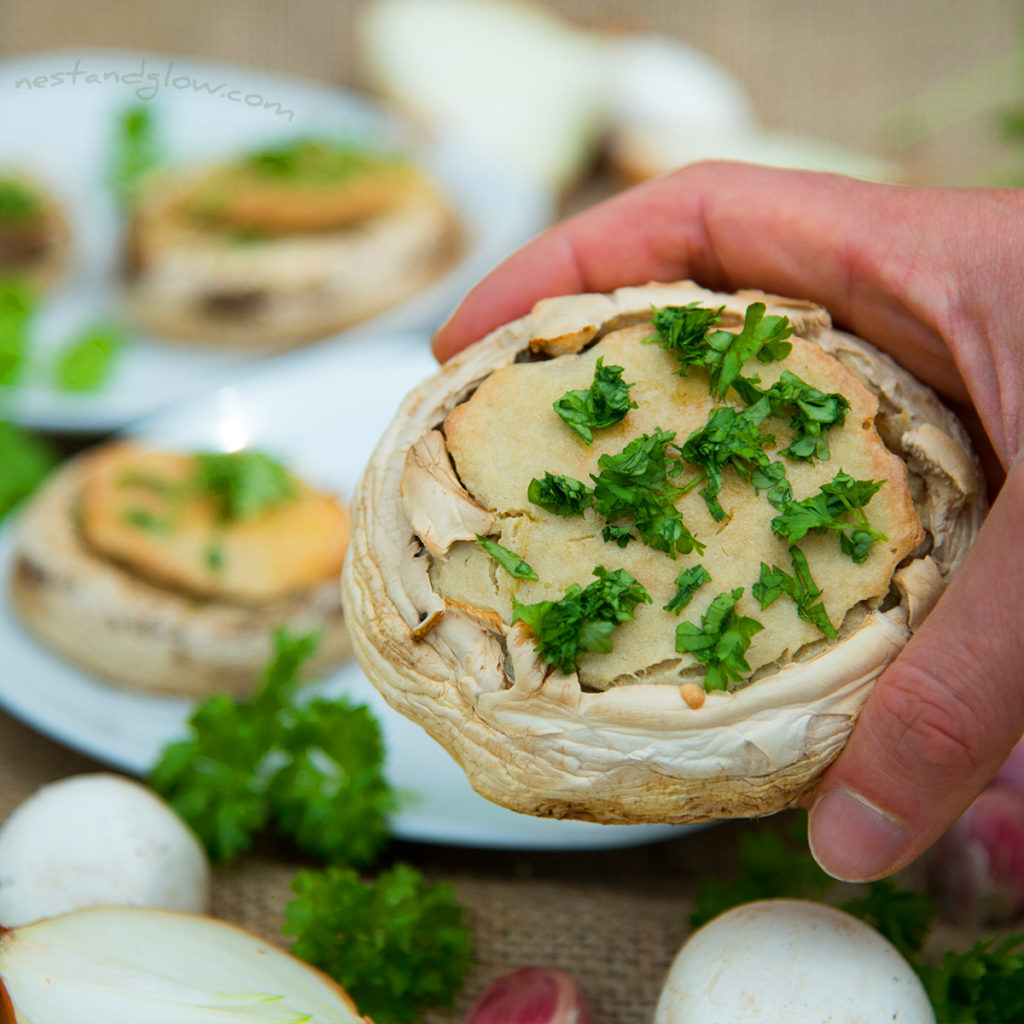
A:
[9,443,351,698]
[341,282,987,824]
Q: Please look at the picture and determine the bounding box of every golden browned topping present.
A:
[79,443,348,604]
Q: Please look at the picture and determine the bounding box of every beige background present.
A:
[1,0,1022,187]
[0,3,1021,1021]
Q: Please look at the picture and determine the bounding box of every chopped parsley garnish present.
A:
[648,301,724,367]
[679,399,792,521]
[109,104,161,205]
[675,587,764,691]
[527,471,594,516]
[512,566,651,675]
[770,471,887,563]
[591,428,704,558]
[284,863,472,1024]
[245,139,393,182]
[0,277,33,387]
[475,534,538,580]
[664,564,711,614]
[553,356,638,443]
[734,369,850,462]
[150,628,396,865]
[0,179,41,223]
[54,323,124,393]
[752,545,836,638]
[647,301,793,399]
[193,450,296,522]
[122,506,174,534]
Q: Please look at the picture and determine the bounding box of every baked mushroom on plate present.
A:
[123,139,461,348]
[342,281,987,825]
[0,175,68,290]
[9,442,351,697]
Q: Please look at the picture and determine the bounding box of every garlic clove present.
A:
[0,906,369,1024]
[465,966,592,1024]
[930,783,1024,926]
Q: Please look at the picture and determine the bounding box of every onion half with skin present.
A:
[342,282,986,825]
[0,906,370,1024]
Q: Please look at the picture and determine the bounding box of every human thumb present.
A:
[808,460,1024,881]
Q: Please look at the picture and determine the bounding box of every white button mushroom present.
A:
[654,899,935,1024]
[0,773,210,927]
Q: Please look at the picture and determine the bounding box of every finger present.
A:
[432,162,965,402]
[808,459,1024,881]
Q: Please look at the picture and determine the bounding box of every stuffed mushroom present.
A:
[123,139,460,348]
[9,442,351,697]
[342,282,986,824]
[0,174,68,290]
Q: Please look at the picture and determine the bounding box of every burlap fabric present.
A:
[0,2,1019,1019]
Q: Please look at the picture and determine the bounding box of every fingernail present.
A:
[809,786,909,881]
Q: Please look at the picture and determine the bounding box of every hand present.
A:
[432,161,1024,882]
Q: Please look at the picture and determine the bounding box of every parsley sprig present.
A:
[771,470,888,563]
[150,628,396,865]
[284,864,472,1024]
[512,566,652,675]
[553,356,638,443]
[752,545,836,638]
[675,587,764,691]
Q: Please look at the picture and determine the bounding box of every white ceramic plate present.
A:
[0,48,553,432]
[0,333,687,849]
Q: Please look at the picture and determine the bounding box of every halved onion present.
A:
[0,906,369,1024]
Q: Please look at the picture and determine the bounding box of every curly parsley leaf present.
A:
[839,880,935,965]
[917,934,1024,1024]
[475,534,538,580]
[193,450,296,522]
[150,628,394,866]
[771,471,887,563]
[675,587,764,691]
[664,564,712,614]
[689,823,832,929]
[513,566,651,675]
[527,471,594,517]
[591,428,704,558]
[553,356,638,443]
[679,400,792,521]
[752,545,836,638]
[284,863,473,1024]
[267,697,396,865]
